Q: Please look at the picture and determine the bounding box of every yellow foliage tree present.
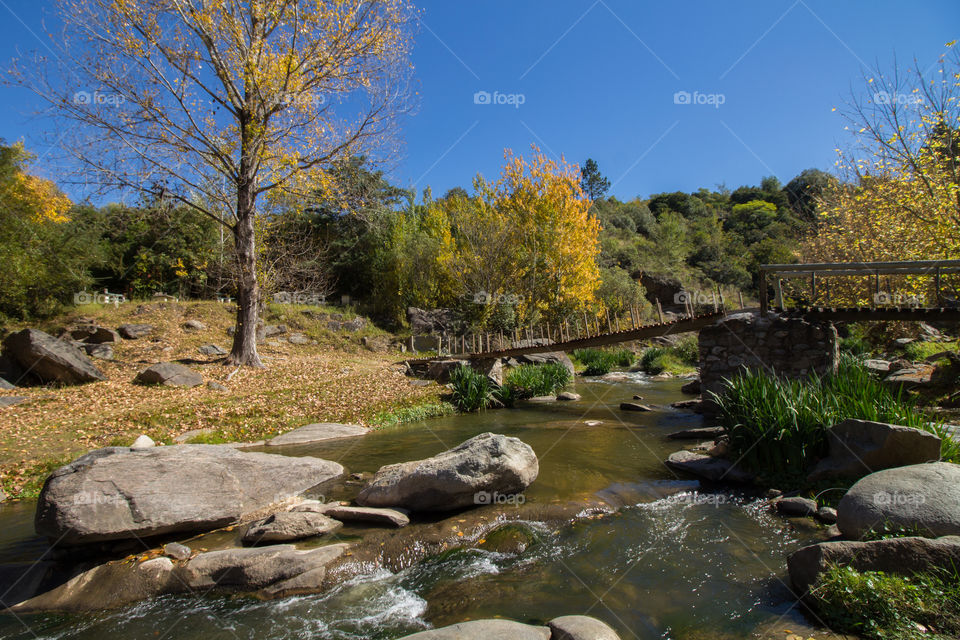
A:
[802,44,960,305]
[469,147,602,325]
[10,0,416,366]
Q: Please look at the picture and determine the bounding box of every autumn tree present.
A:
[803,43,960,304]
[470,147,602,324]
[0,142,97,318]
[10,0,416,366]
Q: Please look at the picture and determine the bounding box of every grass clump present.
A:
[373,401,456,427]
[638,335,699,375]
[811,565,960,640]
[713,354,956,475]
[573,347,635,376]
[499,363,571,406]
[450,364,496,412]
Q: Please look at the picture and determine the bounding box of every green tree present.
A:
[580,158,611,200]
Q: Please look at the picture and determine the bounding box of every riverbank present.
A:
[0,301,443,499]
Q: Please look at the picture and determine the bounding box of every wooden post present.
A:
[776,279,785,310]
[605,309,612,333]
[759,270,768,316]
[936,266,942,307]
[738,291,744,310]
[811,273,817,306]
[656,299,663,324]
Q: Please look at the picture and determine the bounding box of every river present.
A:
[0,375,831,639]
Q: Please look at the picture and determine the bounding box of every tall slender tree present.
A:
[10,0,417,366]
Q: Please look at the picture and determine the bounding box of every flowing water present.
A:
[0,376,831,640]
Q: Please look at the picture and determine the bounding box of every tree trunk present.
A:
[226,182,264,368]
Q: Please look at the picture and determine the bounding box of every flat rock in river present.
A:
[665,450,753,483]
[266,422,369,446]
[35,444,345,544]
[322,505,410,527]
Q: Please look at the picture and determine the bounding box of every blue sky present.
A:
[0,1,957,201]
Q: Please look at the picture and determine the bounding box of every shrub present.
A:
[449,365,495,412]
[573,347,634,376]
[500,363,571,404]
[638,337,697,375]
[713,355,956,475]
[811,565,960,640]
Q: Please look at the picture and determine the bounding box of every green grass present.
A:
[811,565,960,640]
[499,363,571,406]
[372,401,456,427]
[712,354,958,476]
[449,365,496,412]
[572,347,635,376]
[903,340,958,362]
[638,335,699,375]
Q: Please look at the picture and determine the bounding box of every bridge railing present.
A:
[758,259,960,316]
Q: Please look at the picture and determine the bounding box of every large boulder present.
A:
[134,362,203,388]
[837,462,960,539]
[357,432,539,511]
[242,511,342,544]
[266,422,368,447]
[407,307,458,334]
[788,535,960,594]
[637,271,685,313]
[2,329,106,384]
[807,419,942,482]
[399,620,551,640]
[35,445,345,544]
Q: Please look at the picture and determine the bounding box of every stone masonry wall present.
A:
[699,311,838,409]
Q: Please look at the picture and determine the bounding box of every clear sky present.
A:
[0,1,958,201]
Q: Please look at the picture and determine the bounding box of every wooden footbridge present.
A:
[408,259,960,364]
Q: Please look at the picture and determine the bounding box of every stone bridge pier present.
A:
[698,311,838,409]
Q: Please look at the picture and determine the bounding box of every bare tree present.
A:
[9,0,416,366]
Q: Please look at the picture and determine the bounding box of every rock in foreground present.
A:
[837,462,960,539]
[35,445,345,544]
[11,543,349,612]
[549,615,621,640]
[323,505,410,527]
[399,620,551,639]
[2,329,105,385]
[357,432,538,511]
[788,535,960,594]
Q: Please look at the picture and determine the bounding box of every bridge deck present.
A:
[407,304,960,365]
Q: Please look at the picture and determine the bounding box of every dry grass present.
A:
[0,301,441,499]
